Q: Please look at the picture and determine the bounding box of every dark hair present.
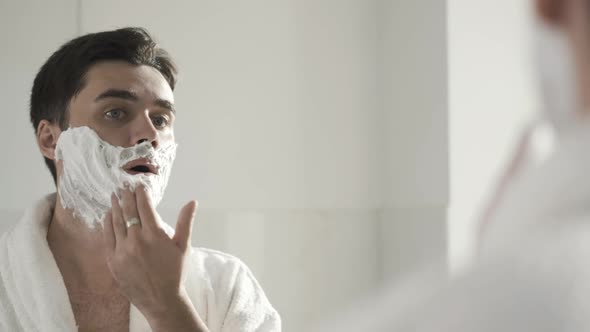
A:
[30,27,177,184]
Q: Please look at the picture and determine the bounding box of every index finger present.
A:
[135,184,160,233]
[102,210,115,253]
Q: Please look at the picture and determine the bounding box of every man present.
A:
[319,0,590,331]
[0,27,280,332]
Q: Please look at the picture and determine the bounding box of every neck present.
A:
[47,196,116,291]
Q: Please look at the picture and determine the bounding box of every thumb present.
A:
[173,200,198,251]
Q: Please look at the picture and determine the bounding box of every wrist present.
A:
[142,288,208,332]
[141,287,190,320]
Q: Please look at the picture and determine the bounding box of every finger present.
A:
[102,210,116,253]
[172,200,198,251]
[121,184,141,239]
[135,184,160,233]
[111,192,127,243]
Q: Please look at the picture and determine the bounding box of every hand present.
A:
[102,183,198,316]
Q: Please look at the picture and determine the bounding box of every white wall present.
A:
[378,0,449,278]
[0,1,449,330]
[0,0,78,232]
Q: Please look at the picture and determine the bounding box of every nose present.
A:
[131,114,159,149]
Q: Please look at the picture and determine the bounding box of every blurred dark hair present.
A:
[30,27,177,184]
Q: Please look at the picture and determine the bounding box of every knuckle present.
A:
[125,239,146,256]
[112,253,127,266]
[123,207,136,217]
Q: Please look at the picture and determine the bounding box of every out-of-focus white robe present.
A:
[318,122,590,332]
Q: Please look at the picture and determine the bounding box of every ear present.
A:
[37,120,62,161]
[536,0,568,25]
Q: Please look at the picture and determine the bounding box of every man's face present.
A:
[48,60,178,226]
[67,60,175,151]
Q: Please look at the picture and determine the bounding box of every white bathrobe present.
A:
[317,122,590,332]
[0,193,281,332]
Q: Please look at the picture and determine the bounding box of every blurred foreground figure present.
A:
[318,0,590,330]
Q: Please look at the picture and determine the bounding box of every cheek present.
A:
[67,114,86,128]
[67,104,97,128]
[67,111,117,144]
[90,127,129,147]
[159,131,175,145]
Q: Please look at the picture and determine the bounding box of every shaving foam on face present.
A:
[54,126,177,229]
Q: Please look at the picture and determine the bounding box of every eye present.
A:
[151,115,170,129]
[105,109,126,120]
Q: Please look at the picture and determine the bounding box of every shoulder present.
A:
[185,247,275,305]
[184,247,281,331]
[188,247,248,273]
[184,247,258,292]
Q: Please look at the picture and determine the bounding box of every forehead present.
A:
[79,61,174,102]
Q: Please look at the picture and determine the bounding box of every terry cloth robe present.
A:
[0,193,281,332]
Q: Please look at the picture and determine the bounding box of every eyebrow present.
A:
[94,89,176,113]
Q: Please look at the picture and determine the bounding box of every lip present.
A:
[122,158,159,175]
